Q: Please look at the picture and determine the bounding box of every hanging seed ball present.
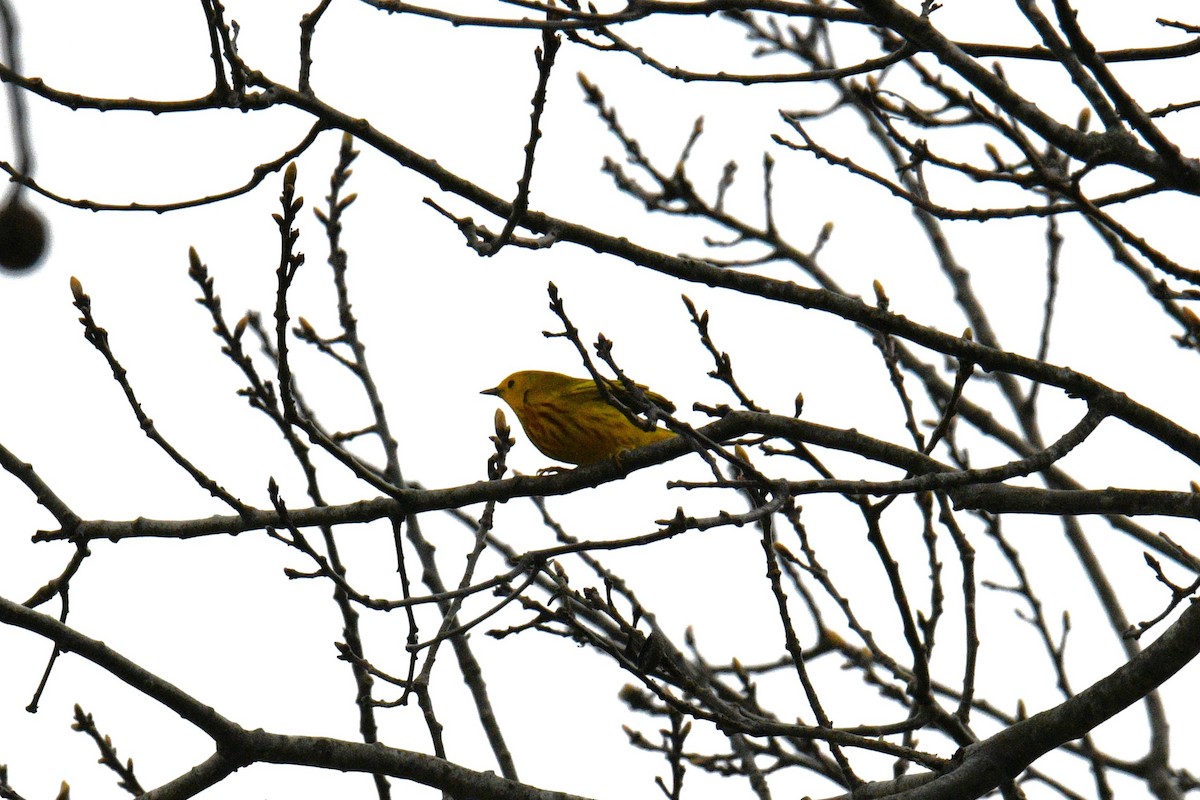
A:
[0,198,47,272]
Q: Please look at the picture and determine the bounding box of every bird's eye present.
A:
[506,379,515,388]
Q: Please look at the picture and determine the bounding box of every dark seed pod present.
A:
[0,198,47,272]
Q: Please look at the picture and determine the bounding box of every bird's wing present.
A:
[570,377,676,414]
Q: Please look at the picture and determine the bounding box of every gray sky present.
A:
[2,2,1199,798]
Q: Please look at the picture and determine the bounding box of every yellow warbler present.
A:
[481,370,676,465]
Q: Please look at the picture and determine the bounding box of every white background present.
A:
[1,2,1199,798]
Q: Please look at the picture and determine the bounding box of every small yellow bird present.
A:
[482,370,676,466]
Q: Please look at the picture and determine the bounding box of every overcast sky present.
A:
[2,3,1199,799]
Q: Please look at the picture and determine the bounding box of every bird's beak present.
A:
[480,386,500,397]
